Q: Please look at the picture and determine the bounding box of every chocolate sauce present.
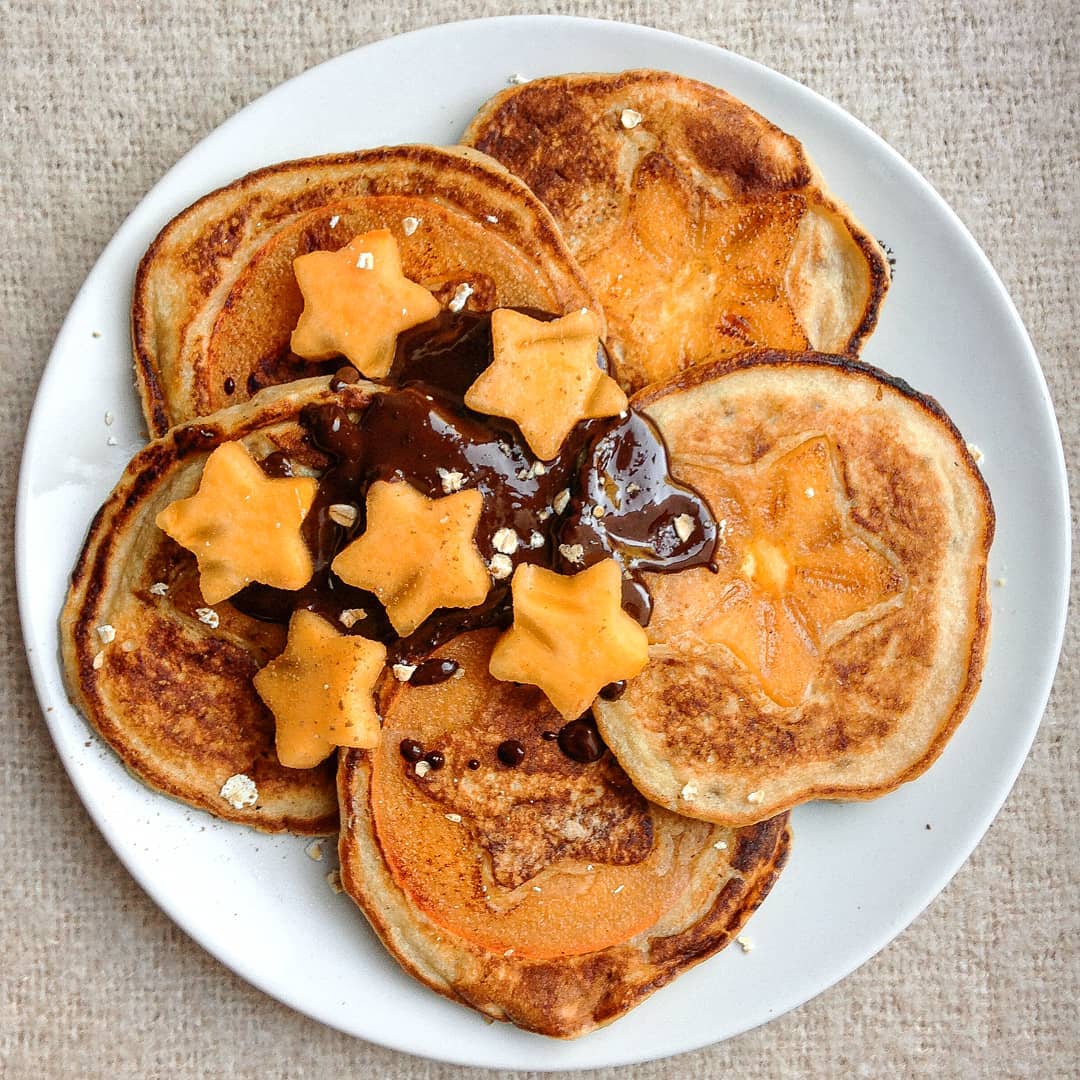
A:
[599,680,627,701]
[557,714,607,763]
[259,451,294,478]
[231,309,716,664]
[408,658,460,686]
[497,739,526,767]
[424,750,445,770]
[556,411,718,625]
[399,738,424,763]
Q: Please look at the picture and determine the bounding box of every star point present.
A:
[290,228,441,378]
[155,441,316,605]
[253,610,386,769]
[331,480,491,636]
[489,560,649,719]
[464,308,627,460]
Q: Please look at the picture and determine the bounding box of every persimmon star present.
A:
[253,610,386,769]
[331,480,491,637]
[489,560,649,719]
[290,228,441,378]
[698,435,905,706]
[464,308,628,460]
[155,440,316,605]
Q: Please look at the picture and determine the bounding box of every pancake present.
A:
[60,376,381,833]
[593,350,993,826]
[338,630,790,1038]
[462,70,890,391]
[133,144,601,436]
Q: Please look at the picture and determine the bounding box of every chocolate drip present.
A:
[231,309,716,658]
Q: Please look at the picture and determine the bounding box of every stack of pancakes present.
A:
[61,72,992,1038]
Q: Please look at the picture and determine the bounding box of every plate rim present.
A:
[16,13,1071,1071]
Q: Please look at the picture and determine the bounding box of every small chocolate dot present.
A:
[540,731,558,741]
[497,739,526,767]
[599,680,626,701]
[223,376,235,395]
[467,759,480,770]
[399,738,424,763]
[425,750,445,770]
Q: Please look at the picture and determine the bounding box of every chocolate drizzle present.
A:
[231,309,717,663]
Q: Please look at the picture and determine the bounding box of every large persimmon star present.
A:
[331,480,491,636]
[701,435,905,706]
[290,228,441,378]
[253,610,386,769]
[155,440,316,605]
[489,560,649,719]
[464,308,627,460]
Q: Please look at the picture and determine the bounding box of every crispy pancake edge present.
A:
[594,349,993,825]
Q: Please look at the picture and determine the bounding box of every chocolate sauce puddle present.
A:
[231,309,717,673]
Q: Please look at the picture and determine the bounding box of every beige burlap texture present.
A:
[3,2,1077,1076]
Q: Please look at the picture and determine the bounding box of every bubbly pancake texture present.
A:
[463,70,890,391]
[338,631,790,1038]
[133,144,600,435]
[593,351,993,826]
[61,377,381,832]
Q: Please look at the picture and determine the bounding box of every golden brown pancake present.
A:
[338,630,790,1038]
[133,144,601,436]
[462,70,890,391]
[61,376,382,833]
[593,350,993,826]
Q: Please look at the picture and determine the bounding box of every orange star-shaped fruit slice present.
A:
[489,559,649,719]
[253,610,387,769]
[331,480,490,636]
[290,228,441,378]
[464,308,628,460]
[699,435,905,706]
[155,440,316,605]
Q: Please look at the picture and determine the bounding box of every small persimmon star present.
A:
[290,229,441,378]
[155,441,316,605]
[253,610,386,769]
[331,481,491,636]
[489,560,649,719]
[464,308,628,460]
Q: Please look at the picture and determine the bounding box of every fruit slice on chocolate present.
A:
[331,480,490,636]
[155,440,316,605]
[489,560,649,720]
[464,308,627,460]
[290,229,441,378]
[593,350,993,826]
[338,629,790,1037]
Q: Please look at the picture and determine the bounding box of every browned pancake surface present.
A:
[134,145,600,435]
[338,630,789,1038]
[593,351,993,825]
[463,70,889,391]
[61,377,379,832]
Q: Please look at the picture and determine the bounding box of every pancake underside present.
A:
[593,351,992,825]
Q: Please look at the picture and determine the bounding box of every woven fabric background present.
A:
[3,2,1076,1076]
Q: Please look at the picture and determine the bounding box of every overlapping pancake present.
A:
[462,70,890,391]
[61,376,381,832]
[338,630,790,1038]
[133,144,601,435]
[593,350,993,826]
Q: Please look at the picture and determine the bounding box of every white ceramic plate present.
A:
[17,15,1069,1071]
